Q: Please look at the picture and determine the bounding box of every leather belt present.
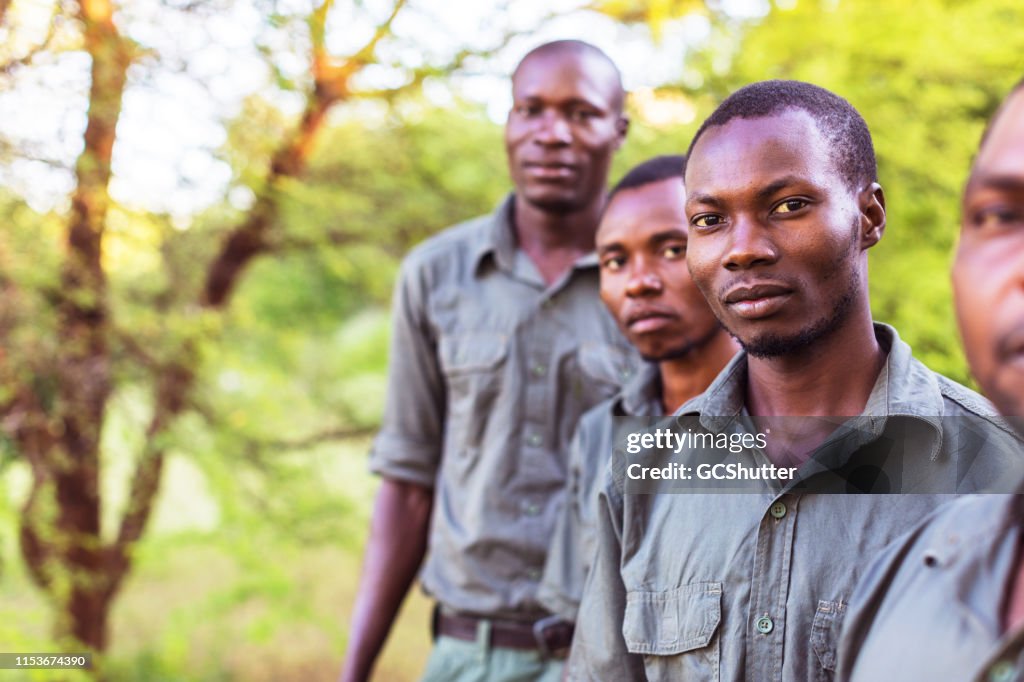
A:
[436,612,574,658]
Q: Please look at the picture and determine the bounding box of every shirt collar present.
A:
[674,322,945,456]
[470,194,518,275]
[614,362,663,417]
[470,194,601,278]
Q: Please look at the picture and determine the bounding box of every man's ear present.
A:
[859,182,886,250]
[614,115,630,149]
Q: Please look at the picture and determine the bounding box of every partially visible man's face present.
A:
[505,50,627,214]
[597,177,721,361]
[953,89,1024,417]
[683,109,877,358]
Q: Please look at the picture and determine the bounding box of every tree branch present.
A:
[106,361,192,595]
[200,0,409,308]
[253,425,378,451]
[20,476,57,591]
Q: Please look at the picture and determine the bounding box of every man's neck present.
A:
[745,312,885,418]
[659,331,740,415]
[513,195,605,286]
[743,311,886,468]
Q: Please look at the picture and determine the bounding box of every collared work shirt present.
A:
[538,362,663,621]
[369,196,636,620]
[837,493,1024,682]
[569,324,1023,681]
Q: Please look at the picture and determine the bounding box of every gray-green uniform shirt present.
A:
[568,324,1023,681]
[369,196,636,621]
[837,493,1024,682]
[538,362,662,622]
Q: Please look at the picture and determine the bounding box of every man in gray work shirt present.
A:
[569,80,1024,681]
[339,41,633,682]
[537,155,738,623]
[837,79,1024,682]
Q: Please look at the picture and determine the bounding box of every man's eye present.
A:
[515,104,541,117]
[570,109,599,122]
[971,206,1024,232]
[601,256,625,271]
[662,244,685,259]
[693,215,723,228]
[773,199,808,214]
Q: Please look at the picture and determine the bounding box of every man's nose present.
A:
[723,215,778,271]
[534,110,572,145]
[625,263,663,297]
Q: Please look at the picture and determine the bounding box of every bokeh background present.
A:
[0,0,1022,679]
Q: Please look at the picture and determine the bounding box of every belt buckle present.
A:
[532,615,569,660]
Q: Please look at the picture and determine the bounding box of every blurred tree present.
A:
[0,0,525,662]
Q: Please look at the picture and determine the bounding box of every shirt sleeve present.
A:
[567,463,647,680]
[368,255,446,487]
[834,510,936,681]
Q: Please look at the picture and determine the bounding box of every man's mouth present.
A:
[722,283,793,320]
[625,309,677,333]
[523,161,577,180]
[996,325,1024,366]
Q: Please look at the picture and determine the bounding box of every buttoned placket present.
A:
[746,492,800,682]
[516,263,592,589]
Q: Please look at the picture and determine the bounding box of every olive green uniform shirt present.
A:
[538,362,663,621]
[569,324,1023,681]
[837,492,1024,682]
[369,196,636,621]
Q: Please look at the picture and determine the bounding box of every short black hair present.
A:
[685,80,877,191]
[513,40,625,112]
[608,155,685,203]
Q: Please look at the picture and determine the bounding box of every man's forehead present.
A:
[512,50,621,102]
[972,91,1024,181]
[692,110,822,163]
[686,111,828,192]
[598,180,686,243]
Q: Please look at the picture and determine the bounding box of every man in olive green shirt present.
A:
[537,155,738,623]
[837,78,1024,682]
[340,41,633,682]
[569,80,1024,681]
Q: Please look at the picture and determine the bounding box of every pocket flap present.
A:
[439,333,509,373]
[623,582,722,655]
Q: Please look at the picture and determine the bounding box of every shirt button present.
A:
[755,616,774,634]
[989,661,1016,682]
[532,364,547,377]
[527,434,542,447]
[527,568,541,581]
[523,502,541,516]
[769,501,787,519]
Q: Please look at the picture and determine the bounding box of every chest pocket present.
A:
[438,333,509,449]
[623,582,722,681]
[811,599,846,680]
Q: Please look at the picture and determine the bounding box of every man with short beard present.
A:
[568,80,1023,681]
[537,156,738,625]
[837,78,1024,682]
[341,40,633,682]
